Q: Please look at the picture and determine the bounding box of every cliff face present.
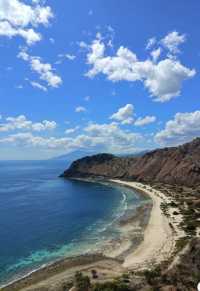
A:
[60,138,200,187]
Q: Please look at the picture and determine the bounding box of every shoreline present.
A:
[1,255,123,291]
[110,180,178,269]
[1,179,180,291]
[1,178,149,290]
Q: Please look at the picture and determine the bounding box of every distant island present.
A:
[3,138,200,291]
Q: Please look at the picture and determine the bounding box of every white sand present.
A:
[110,180,182,270]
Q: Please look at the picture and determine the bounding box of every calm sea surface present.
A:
[0,160,146,285]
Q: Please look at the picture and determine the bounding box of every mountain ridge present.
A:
[60,137,200,187]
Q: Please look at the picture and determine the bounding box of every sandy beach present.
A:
[110,180,180,270]
[1,180,183,291]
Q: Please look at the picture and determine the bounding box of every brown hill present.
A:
[60,138,200,187]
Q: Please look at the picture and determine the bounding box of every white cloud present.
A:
[0,132,72,149]
[78,41,88,49]
[65,126,79,134]
[87,39,105,65]
[86,42,137,81]
[0,21,41,45]
[18,50,62,88]
[65,54,76,61]
[84,122,142,152]
[110,104,134,124]
[146,37,157,50]
[134,115,156,126]
[161,31,186,54]
[96,32,102,40]
[0,121,142,153]
[0,115,56,132]
[110,105,157,127]
[85,37,195,102]
[144,59,195,102]
[0,0,53,44]
[151,47,162,62]
[155,111,200,146]
[56,53,76,64]
[30,81,47,91]
[75,106,86,113]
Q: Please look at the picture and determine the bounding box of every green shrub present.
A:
[169,201,177,207]
[74,271,91,291]
[143,266,161,285]
[173,211,179,215]
[92,281,130,291]
[175,237,189,252]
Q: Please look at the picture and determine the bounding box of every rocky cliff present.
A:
[60,138,200,187]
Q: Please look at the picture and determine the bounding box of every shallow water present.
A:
[0,160,147,285]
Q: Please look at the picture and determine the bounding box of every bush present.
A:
[169,201,177,207]
[92,281,130,291]
[143,266,161,285]
[173,211,179,215]
[175,237,189,252]
[91,269,98,279]
[62,281,73,291]
[74,271,91,291]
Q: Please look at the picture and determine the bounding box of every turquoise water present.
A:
[0,160,146,285]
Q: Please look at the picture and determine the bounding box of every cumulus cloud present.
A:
[146,37,157,50]
[155,111,200,146]
[0,121,142,153]
[151,47,162,62]
[87,39,106,65]
[110,105,156,127]
[161,31,186,54]
[110,104,134,124]
[0,115,56,132]
[134,115,156,126]
[75,106,86,113]
[85,33,195,102]
[0,21,41,45]
[0,132,72,149]
[84,122,142,152]
[18,50,62,88]
[0,0,53,45]
[144,59,195,102]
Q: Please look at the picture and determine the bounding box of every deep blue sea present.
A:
[0,160,146,285]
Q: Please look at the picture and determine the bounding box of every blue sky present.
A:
[0,0,200,159]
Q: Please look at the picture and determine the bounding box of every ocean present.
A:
[0,160,147,285]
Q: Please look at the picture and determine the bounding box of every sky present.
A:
[0,0,200,160]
